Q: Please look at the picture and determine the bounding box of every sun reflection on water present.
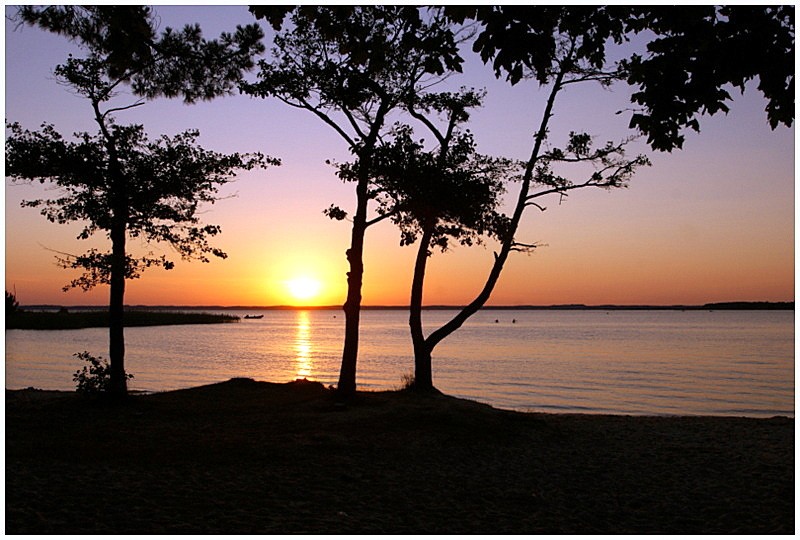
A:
[293,310,313,379]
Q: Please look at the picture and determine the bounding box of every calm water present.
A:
[5,309,795,417]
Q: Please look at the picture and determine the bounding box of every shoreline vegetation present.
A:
[16,301,795,312]
[6,310,239,330]
[6,378,793,534]
[8,302,791,330]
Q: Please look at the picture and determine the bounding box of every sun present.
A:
[285,276,322,302]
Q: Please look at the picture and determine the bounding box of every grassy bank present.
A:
[6,310,239,330]
[5,378,793,534]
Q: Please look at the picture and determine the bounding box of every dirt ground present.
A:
[5,378,794,534]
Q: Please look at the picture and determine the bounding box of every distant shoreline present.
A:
[6,310,239,330]
[19,301,794,312]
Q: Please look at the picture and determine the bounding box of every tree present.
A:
[399,5,793,389]
[345,91,515,390]
[10,6,275,397]
[387,9,644,389]
[6,118,272,395]
[244,6,467,396]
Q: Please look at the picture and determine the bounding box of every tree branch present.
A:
[101,99,146,119]
[285,96,359,148]
[510,241,543,253]
[365,209,397,228]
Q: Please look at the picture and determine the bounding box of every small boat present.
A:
[243,314,264,320]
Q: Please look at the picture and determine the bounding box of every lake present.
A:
[5,309,794,417]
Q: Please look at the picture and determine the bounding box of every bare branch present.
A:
[525,201,547,212]
[284,95,359,148]
[510,241,544,253]
[407,106,446,146]
[101,99,146,119]
[365,209,397,228]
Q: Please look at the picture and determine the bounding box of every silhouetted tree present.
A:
[343,91,515,390]
[244,6,467,396]
[399,6,794,388]
[10,6,273,397]
[6,118,272,394]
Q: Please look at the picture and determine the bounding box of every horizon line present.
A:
[18,301,795,311]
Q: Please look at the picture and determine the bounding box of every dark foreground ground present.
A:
[5,378,794,534]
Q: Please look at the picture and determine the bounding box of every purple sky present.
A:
[4,6,795,306]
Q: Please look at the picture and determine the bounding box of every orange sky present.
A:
[4,6,795,307]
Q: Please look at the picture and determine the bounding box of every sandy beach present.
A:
[5,378,794,534]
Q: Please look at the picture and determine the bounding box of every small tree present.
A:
[11,6,273,397]
[73,351,134,395]
[396,8,648,386]
[5,57,274,397]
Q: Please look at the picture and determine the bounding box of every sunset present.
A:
[5,5,794,535]
[4,6,794,308]
[285,276,323,303]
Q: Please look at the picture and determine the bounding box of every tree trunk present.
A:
[108,220,127,398]
[422,65,569,359]
[409,225,434,390]
[335,100,389,398]
[337,175,369,397]
[93,101,128,398]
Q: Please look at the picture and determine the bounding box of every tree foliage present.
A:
[16,5,265,103]
[446,6,794,151]
[243,6,465,151]
[622,6,794,150]
[6,121,273,291]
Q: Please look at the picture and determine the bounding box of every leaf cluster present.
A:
[527,132,650,211]
[6,121,277,289]
[446,6,794,152]
[17,5,265,103]
[362,125,513,252]
[621,6,794,150]
[446,6,629,86]
[55,250,174,292]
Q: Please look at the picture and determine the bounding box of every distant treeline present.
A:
[7,310,240,330]
[20,302,794,313]
[700,302,794,311]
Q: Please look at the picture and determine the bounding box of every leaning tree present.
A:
[395,5,794,390]
[9,6,275,397]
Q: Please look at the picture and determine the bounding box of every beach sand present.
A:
[5,378,794,534]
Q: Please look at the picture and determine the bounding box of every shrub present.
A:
[73,351,133,394]
[399,372,415,390]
